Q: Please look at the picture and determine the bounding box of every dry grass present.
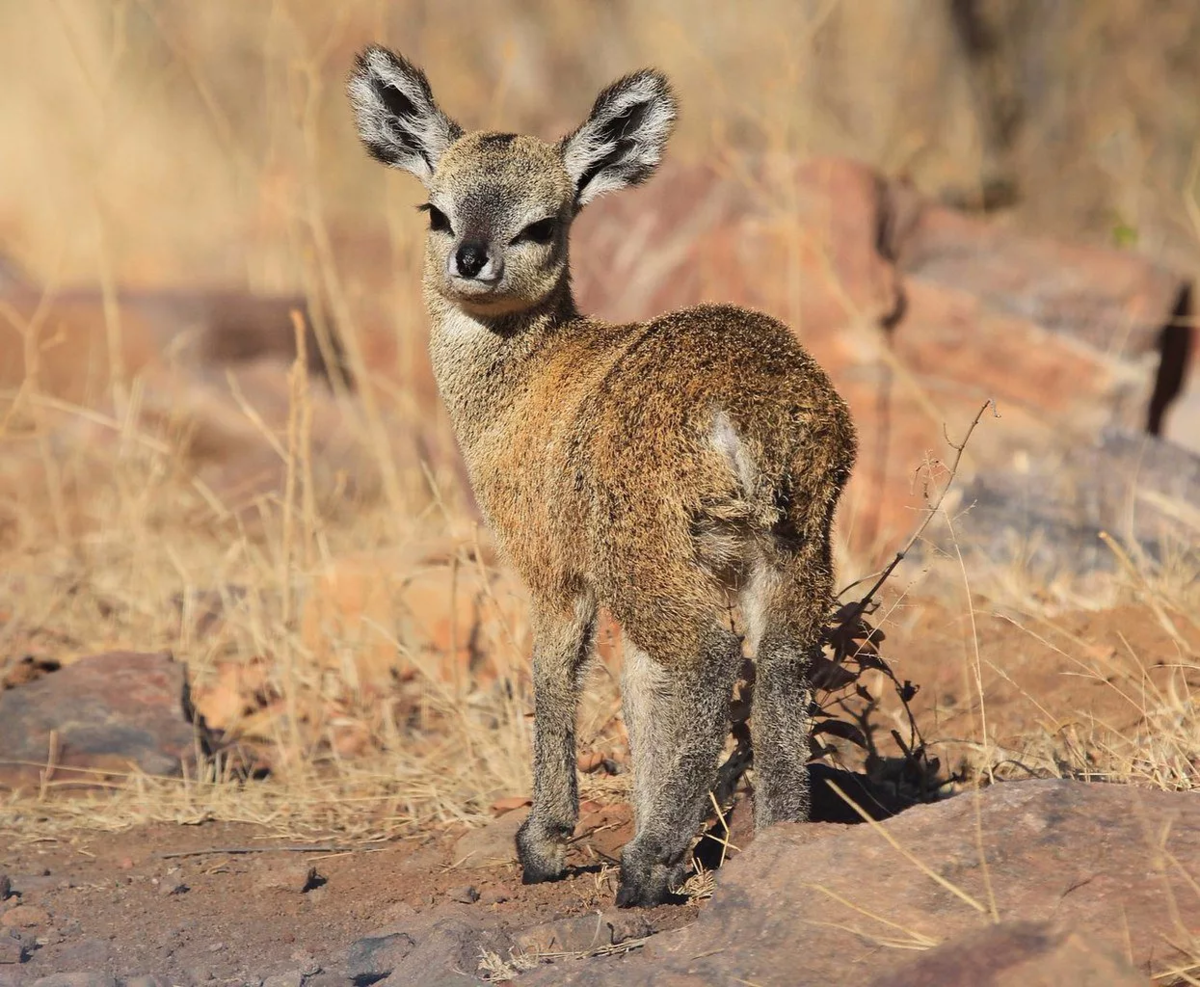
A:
[1,1,1198,847]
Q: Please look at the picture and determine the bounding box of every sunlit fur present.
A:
[349,45,857,908]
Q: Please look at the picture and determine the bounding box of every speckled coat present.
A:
[349,47,856,908]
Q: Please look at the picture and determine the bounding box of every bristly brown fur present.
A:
[348,45,857,908]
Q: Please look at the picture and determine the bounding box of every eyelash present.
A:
[511,217,556,246]
[419,203,452,234]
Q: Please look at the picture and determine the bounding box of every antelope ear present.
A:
[559,69,677,208]
[347,45,462,184]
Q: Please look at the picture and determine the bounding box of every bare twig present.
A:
[839,398,997,624]
[715,400,996,813]
[155,844,382,859]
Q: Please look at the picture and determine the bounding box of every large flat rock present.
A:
[867,919,1146,987]
[524,779,1200,985]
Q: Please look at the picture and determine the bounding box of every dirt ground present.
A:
[3,595,1195,985]
[0,803,707,985]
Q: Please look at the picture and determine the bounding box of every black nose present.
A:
[455,240,489,279]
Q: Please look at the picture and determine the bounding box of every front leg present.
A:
[516,593,597,884]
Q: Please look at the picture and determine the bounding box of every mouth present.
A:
[440,277,534,317]
[446,274,504,297]
[441,276,513,312]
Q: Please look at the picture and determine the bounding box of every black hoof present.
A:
[519,862,563,885]
[515,816,568,885]
[614,881,656,908]
[616,849,686,908]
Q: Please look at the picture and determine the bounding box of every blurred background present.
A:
[3,1,1199,285]
[3,0,1197,524]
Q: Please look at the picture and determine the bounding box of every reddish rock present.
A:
[452,807,528,870]
[893,279,1156,435]
[299,543,529,692]
[254,860,321,894]
[574,156,902,332]
[27,976,117,987]
[161,360,388,525]
[0,931,24,965]
[576,751,607,774]
[489,796,532,817]
[0,262,340,407]
[0,904,50,928]
[522,780,1200,985]
[890,194,1187,362]
[189,656,275,736]
[515,911,652,956]
[0,280,163,405]
[574,154,1193,561]
[868,920,1144,987]
[342,908,511,986]
[0,652,209,791]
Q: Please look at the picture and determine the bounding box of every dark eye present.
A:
[511,217,556,245]
[419,203,452,234]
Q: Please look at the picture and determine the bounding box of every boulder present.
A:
[889,191,1187,364]
[522,779,1200,985]
[950,427,1200,575]
[0,264,343,406]
[345,908,511,986]
[298,541,530,693]
[0,651,208,790]
[451,807,528,870]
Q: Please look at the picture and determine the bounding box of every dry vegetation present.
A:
[0,0,1198,854]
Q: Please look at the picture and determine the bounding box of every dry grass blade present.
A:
[824,780,989,914]
[805,882,939,948]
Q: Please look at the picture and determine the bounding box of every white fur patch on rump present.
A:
[710,409,756,494]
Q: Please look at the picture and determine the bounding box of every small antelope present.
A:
[349,47,856,907]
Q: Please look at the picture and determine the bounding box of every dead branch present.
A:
[839,398,997,624]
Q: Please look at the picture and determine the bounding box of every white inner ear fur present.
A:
[563,74,675,206]
[348,49,458,182]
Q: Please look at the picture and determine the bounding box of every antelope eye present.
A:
[420,203,452,234]
[511,217,556,245]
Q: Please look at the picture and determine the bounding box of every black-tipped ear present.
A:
[347,45,463,184]
[559,70,677,208]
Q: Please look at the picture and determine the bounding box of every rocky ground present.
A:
[3,596,1199,985]
[2,779,1197,985]
[0,805,686,986]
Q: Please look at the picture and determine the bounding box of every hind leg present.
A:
[516,593,597,884]
[743,547,833,829]
[616,622,741,907]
